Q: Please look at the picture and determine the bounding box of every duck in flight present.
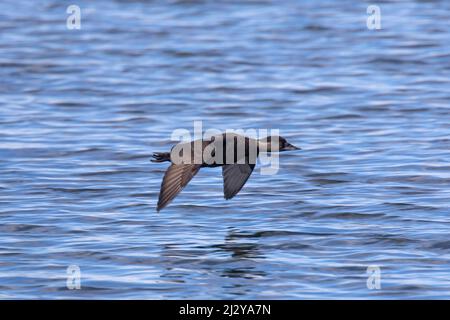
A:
[151,133,300,211]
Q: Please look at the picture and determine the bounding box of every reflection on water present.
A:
[1,0,450,299]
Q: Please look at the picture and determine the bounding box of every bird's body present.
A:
[151,133,299,211]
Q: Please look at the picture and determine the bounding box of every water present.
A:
[1,0,450,299]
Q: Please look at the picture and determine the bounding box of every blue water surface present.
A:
[0,0,450,299]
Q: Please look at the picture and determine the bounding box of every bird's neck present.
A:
[257,140,272,152]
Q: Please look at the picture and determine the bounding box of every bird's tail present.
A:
[151,152,171,163]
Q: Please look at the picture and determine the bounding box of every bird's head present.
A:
[260,136,301,152]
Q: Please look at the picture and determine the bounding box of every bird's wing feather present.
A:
[157,164,201,211]
[222,163,255,200]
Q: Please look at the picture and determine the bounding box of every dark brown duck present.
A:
[151,133,300,211]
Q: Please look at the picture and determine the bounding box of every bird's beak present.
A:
[281,143,301,151]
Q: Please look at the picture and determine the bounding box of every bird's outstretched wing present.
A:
[222,163,255,200]
[157,164,201,211]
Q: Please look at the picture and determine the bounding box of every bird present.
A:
[151,132,300,211]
